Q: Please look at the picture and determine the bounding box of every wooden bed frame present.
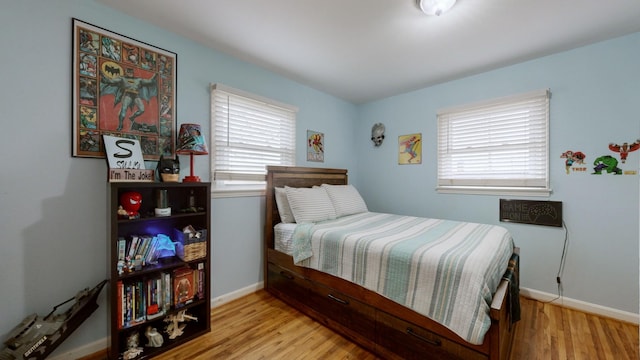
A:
[264,166,518,360]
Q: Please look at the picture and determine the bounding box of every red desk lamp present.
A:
[176,123,208,182]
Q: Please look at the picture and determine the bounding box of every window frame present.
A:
[436,89,551,196]
[210,84,297,197]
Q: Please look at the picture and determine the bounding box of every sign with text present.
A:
[103,135,153,182]
[108,168,155,182]
[499,199,563,227]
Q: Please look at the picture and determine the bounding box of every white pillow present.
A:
[275,187,295,223]
[321,184,368,217]
[284,186,337,223]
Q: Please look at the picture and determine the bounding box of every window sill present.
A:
[211,185,265,198]
[436,186,552,197]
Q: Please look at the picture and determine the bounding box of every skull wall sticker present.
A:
[371,123,385,147]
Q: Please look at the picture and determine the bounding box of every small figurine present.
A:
[157,155,180,182]
[132,255,144,271]
[164,310,197,339]
[122,332,143,359]
[183,225,203,239]
[117,205,128,219]
[120,192,142,219]
[145,326,164,347]
[117,260,125,275]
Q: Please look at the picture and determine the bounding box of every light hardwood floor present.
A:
[81,290,638,360]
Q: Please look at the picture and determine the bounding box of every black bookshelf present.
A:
[107,182,211,360]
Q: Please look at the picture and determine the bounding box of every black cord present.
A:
[542,220,569,304]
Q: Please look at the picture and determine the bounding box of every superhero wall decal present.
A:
[560,151,586,174]
[561,138,639,175]
[608,140,640,164]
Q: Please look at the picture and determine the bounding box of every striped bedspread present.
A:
[291,212,514,345]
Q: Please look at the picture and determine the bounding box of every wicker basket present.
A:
[175,228,207,261]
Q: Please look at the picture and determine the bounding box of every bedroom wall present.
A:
[0,0,358,356]
[1,0,638,357]
[354,32,640,316]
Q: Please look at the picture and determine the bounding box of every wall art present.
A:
[72,18,177,161]
[560,150,587,174]
[307,130,324,162]
[398,133,422,164]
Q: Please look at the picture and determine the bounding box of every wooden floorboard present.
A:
[80,290,638,360]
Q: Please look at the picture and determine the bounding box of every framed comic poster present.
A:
[72,18,177,161]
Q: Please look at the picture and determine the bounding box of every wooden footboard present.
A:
[264,166,518,360]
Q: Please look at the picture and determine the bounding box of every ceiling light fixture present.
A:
[417,0,457,16]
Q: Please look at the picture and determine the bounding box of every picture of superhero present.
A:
[100,64,158,132]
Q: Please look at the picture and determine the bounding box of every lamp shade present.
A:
[176,123,208,155]
[176,123,208,182]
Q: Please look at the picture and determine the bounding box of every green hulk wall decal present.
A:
[592,155,622,175]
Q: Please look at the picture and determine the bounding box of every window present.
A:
[211,84,297,196]
[437,89,550,196]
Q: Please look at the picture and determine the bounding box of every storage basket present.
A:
[174,228,207,261]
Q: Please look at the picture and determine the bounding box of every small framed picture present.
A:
[307,130,324,162]
[398,133,422,164]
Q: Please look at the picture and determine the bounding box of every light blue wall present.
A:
[0,0,357,355]
[355,33,640,314]
[1,0,638,356]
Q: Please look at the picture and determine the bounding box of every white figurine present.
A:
[164,310,197,339]
[145,326,164,347]
[122,332,143,359]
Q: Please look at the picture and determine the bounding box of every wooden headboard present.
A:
[264,166,348,250]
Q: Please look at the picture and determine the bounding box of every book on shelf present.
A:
[117,281,124,329]
[146,276,165,320]
[117,238,127,262]
[135,281,146,324]
[162,271,172,312]
[116,264,206,329]
[127,235,139,260]
[118,234,165,274]
[135,236,151,259]
[118,277,165,328]
[173,267,195,308]
[124,283,132,328]
[196,262,205,300]
[127,281,145,326]
[145,237,159,264]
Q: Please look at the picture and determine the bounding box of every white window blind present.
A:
[211,84,296,184]
[437,89,550,195]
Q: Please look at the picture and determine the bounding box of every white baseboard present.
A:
[46,283,638,359]
[211,281,264,308]
[520,287,639,325]
[48,338,107,360]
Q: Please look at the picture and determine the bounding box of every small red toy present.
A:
[120,191,142,219]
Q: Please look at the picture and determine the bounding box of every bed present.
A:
[264,166,519,360]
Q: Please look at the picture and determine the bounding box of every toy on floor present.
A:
[0,280,107,360]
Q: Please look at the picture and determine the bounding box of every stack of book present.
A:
[117,235,162,274]
[116,263,205,329]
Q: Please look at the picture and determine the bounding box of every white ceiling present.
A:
[98,0,640,104]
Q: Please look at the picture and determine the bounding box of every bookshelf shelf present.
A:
[108,182,211,360]
[116,211,208,224]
